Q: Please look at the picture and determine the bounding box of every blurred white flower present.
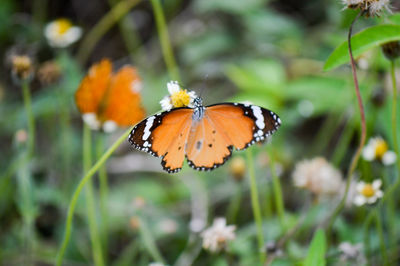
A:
[82,113,101,130]
[149,263,167,266]
[103,120,118,133]
[362,137,397,165]
[353,179,383,206]
[158,218,178,234]
[297,100,314,117]
[159,81,197,111]
[342,0,391,17]
[44,18,82,48]
[201,218,236,252]
[339,242,366,264]
[292,157,343,196]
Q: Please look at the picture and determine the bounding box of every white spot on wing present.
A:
[251,106,265,130]
[142,116,155,140]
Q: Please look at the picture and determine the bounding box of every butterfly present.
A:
[129,97,281,173]
[75,59,145,132]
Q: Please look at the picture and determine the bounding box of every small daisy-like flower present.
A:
[362,137,397,165]
[342,0,391,17]
[338,242,366,264]
[159,81,197,111]
[292,157,343,196]
[44,18,82,48]
[201,217,236,253]
[353,179,383,206]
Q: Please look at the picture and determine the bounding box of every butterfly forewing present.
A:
[129,108,193,173]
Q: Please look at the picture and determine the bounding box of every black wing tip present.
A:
[186,146,233,172]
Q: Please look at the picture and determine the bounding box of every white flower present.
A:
[149,263,167,266]
[44,18,82,48]
[339,242,366,264]
[102,120,118,133]
[353,179,383,206]
[292,157,343,196]
[342,0,391,17]
[82,113,100,130]
[201,218,236,252]
[159,81,197,111]
[362,136,397,165]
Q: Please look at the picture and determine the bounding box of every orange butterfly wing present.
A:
[102,66,145,126]
[186,103,280,170]
[129,108,193,173]
[75,59,112,114]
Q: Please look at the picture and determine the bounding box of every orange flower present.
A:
[75,59,145,132]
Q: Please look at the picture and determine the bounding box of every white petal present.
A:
[372,179,382,190]
[103,120,118,133]
[82,113,100,130]
[366,196,377,204]
[167,81,180,95]
[353,195,366,206]
[356,181,365,192]
[160,96,172,111]
[362,145,376,161]
[382,151,397,165]
[375,190,383,198]
[131,80,142,92]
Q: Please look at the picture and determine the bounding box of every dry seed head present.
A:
[37,61,62,85]
[381,41,400,61]
[342,0,391,17]
[10,55,34,83]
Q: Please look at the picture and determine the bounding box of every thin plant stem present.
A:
[246,149,266,264]
[56,127,132,266]
[22,81,35,157]
[327,11,366,232]
[96,134,109,260]
[83,125,104,266]
[227,182,243,224]
[139,217,166,263]
[76,0,141,64]
[150,0,180,81]
[375,212,388,265]
[267,148,285,229]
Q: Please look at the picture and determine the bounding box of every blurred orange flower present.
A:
[75,59,145,132]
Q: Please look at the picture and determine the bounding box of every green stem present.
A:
[56,127,132,266]
[327,11,366,232]
[226,182,243,224]
[246,149,266,264]
[83,125,104,266]
[22,81,35,157]
[375,212,388,265]
[139,217,166,263]
[268,148,285,229]
[150,0,180,81]
[96,134,109,260]
[76,0,141,64]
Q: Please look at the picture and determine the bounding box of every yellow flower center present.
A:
[170,90,191,108]
[361,184,375,198]
[375,139,388,160]
[55,19,72,35]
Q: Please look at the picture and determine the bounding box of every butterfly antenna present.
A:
[199,74,209,98]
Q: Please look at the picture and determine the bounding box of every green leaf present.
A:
[324,24,400,71]
[304,229,326,266]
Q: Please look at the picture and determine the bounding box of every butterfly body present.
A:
[129,98,280,173]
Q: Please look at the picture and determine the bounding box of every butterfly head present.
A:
[193,97,203,108]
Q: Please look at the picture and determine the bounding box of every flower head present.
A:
[44,18,82,48]
[75,59,145,133]
[37,60,62,85]
[160,81,197,111]
[9,54,34,83]
[381,41,400,61]
[292,157,343,196]
[342,0,391,17]
[338,242,366,264]
[229,156,246,182]
[201,218,236,253]
[353,179,383,206]
[362,137,396,165]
